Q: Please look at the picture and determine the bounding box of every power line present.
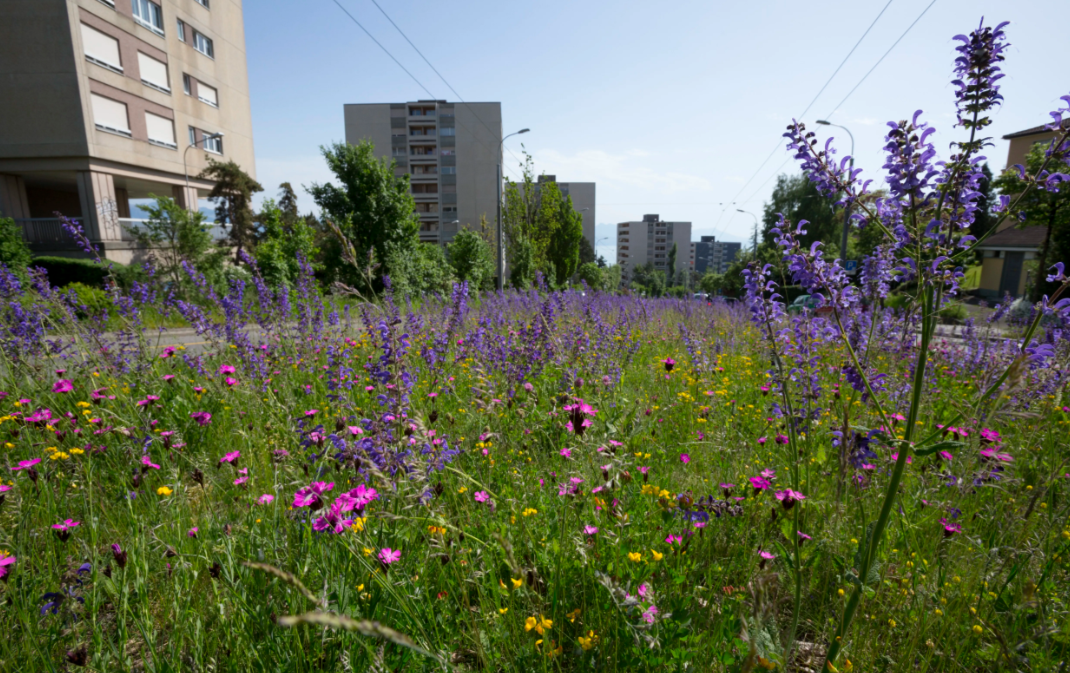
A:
[366,0,526,170]
[327,0,522,179]
[824,0,938,119]
[713,1,895,233]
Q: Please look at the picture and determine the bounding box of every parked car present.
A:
[787,294,834,315]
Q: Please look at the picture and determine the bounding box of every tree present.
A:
[603,264,622,291]
[700,272,724,296]
[666,243,678,285]
[544,187,584,286]
[576,262,603,290]
[0,217,32,280]
[993,144,1070,301]
[969,164,997,254]
[761,173,838,254]
[198,159,263,263]
[133,195,226,291]
[447,227,495,291]
[385,243,454,298]
[578,236,597,266]
[278,182,299,224]
[308,141,420,290]
[509,234,536,290]
[254,199,320,287]
[629,263,665,297]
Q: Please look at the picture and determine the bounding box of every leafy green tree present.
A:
[629,262,665,297]
[603,264,622,291]
[700,272,724,296]
[578,236,597,266]
[544,188,583,286]
[0,217,32,279]
[308,141,419,290]
[385,243,454,298]
[761,173,838,254]
[993,145,1070,301]
[666,243,678,285]
[576,262,603,290]
[133,195,226,291]
[447,227,495,291]
[198,159,263,263]
[254,199,320,287]
[509,234,536,290]
[969,163,997,259]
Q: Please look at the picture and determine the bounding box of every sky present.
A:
[244,0,1070,263]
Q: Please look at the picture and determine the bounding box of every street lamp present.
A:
[183,132,224,214]
[737,209,759,253]
[497,128,529,290]
[816,120,854,264]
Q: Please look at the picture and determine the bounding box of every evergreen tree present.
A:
[666,243,678,285]
[198,159,263,263]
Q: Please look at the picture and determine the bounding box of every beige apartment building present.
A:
[344,101,501,246]
[616,215,691,279]
[0,0,255,263]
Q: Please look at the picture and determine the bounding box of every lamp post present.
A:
[816,120,854,264]
[183,132,224,214]
[497,128,529,290]
[737,209,758,253]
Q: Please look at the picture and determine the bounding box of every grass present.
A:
[0,289,1067,672]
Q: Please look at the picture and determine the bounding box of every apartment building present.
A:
[344,100,501,246]
[691,235,742,275]
[616,214,691,278]
[0,0,256,263]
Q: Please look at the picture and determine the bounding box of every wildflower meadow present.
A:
[2,18,1070,673]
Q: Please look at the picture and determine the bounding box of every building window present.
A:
[197,81,218,107]
[440,149,454,156]
[392,147,406,156]
[145,112,176,148]
[203,132,222,154]
[189,126,196,146]
[440,166,456,175]
[90,93,131,136]
[195,0,209,7]
[183,73,192,94]
[176,19,185,41]
[443,206,457,213]
[439,127,456,136]
[132,0,164,35]
[138,52,170,92]
[80,24,123,72]
[193,31,214,58]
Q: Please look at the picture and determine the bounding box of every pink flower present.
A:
[642,605,658,623]
[638,466,650,474]
[584,525,599,535]
[141,455,161,470]
[218,365,236,376]
[797,531,812,544]
[257,494,275,505]
[304,409,319,417]
[293,481,333,508]
[219,451,240,465]
[52,379,73,394]
[337,484,378,512]
[665,534,682,545]
[224,377,238,387]
[679,453,690,464]
[890,452,913,464]
[193,386,206,395]
[234,468,248,486]
[160,346,176,359]
[774,489,806,509]
[761,468,776,480]
[12,458,41,471]
[347,426,364,436]
[474,490,489,503]
[313,501,354,534]
[774,434,789,445]
[51,519,80,532]
[162,375,175,383]
[939,451,954,462]
[188,527,198,538]
[638,582,650,598]
[749,476,771,492]
[0,553,15,578]
[559,448,572,458]
[940,518,961,537]
[757,436,767,445]
[759,550,775,560]
[0,485,10,493]
[190,411,212,426]
[378,547,401,565]
[980,447,1013,462]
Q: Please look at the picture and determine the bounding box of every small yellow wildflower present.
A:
[498,608,508,615]
[156,486,173,496]
[650,549,664,562]
[578,630,598,651]
[972,624,983,634]
[628,552,642,563]
[511,577,523,589]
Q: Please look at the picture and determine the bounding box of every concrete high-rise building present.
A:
[344,100,501,246]
[711,241,742,273]
[616,214,691,278]
[693,235,715,274]
[0,0,256,263]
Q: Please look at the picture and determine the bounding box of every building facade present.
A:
[976,119,1070,299]
[616,214,691,278]
[710,241,742,274]
[0,0,256,263]
[344,100,501,246]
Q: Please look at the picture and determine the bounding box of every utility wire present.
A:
[366,0,526,170]
[713,1,895,233]
[328,0,522,178]
[824,0,938,119]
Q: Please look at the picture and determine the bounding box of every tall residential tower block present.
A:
[616,214,691,278]
[0,0,256,263]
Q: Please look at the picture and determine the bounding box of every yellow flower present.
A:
[578,630,598,651]
[650,549,664,562]
[888,619,896,628]
[525,617,537,632]
[628,552,642,563]
[458,486,467,494]
[566,608,580,623]
[351,518,366,532]
[511,577,523,589]
[156,486,173,496]
[522,508,538,517]
[498,608,508,615]
[69,448,84,455]
[972,624,983,634]
[362,547,373,556]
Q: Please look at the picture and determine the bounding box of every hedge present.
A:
[30,256,128,288]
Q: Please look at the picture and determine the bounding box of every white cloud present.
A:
[534,149,712,194]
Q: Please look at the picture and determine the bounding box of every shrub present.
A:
[0,217,33,279]
[65,281,111,318]
[31,256,126,288]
